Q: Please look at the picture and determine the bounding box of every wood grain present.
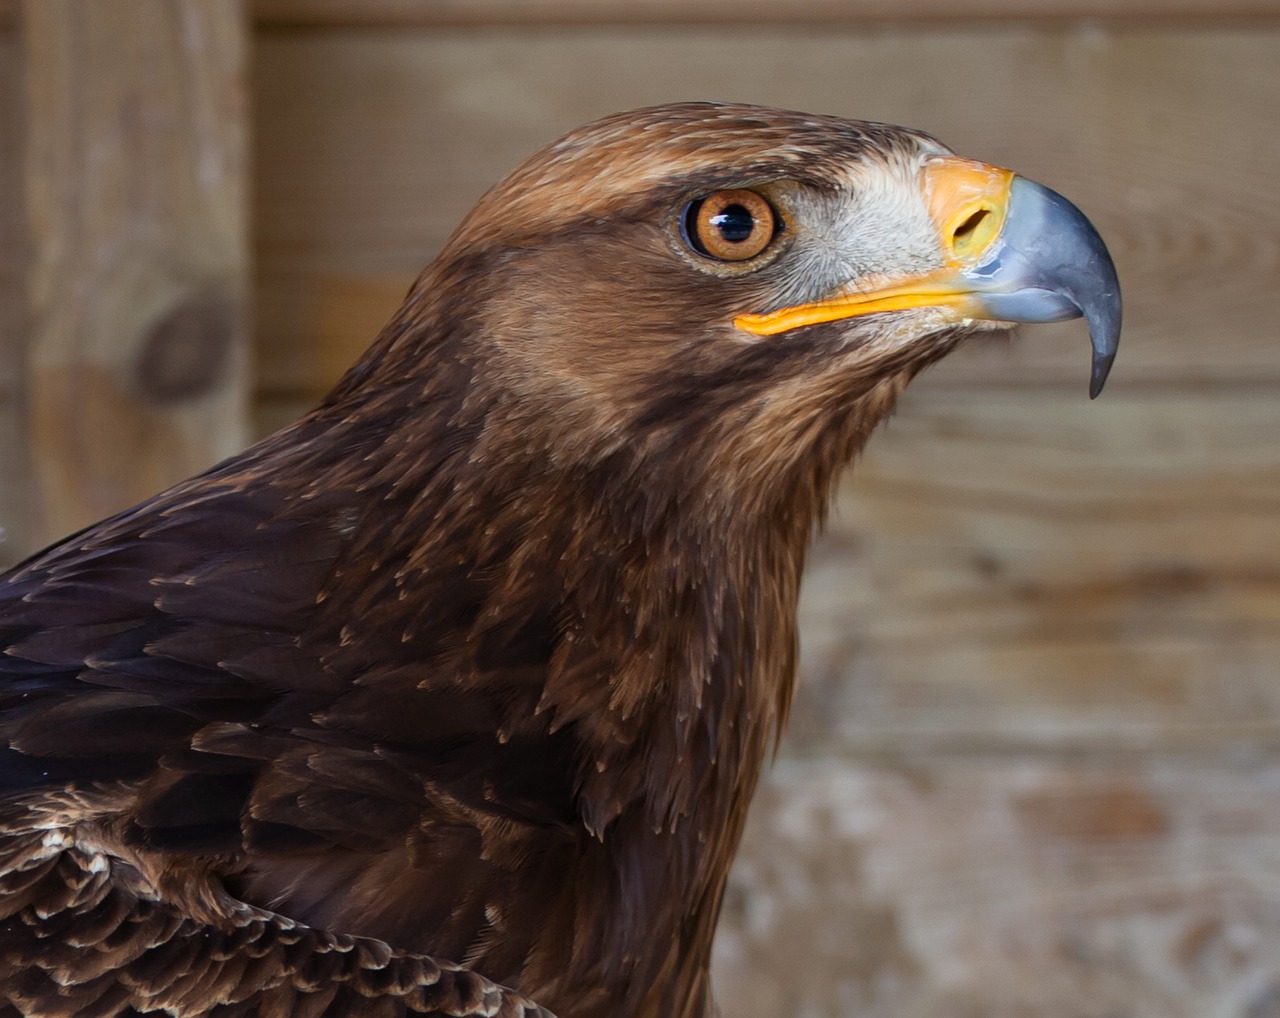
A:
[21,0,250,546]
[0,30,23,401]
[252,0,1280,27]
[251,26,1280,401]
[790,386,1280,756]
[715,755,1280,1018]
[0,29,29,568]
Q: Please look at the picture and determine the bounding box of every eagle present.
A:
[0,103,1119,1018]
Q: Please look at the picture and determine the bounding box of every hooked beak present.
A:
[735,158,1122,398]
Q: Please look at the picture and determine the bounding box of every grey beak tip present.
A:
[1089,349,1115,399]
[1085,295,1121,398]
[1084,285,1122,399]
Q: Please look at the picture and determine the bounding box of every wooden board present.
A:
[253,0,1280,27]
[715,754,1280,1018]
[791,386,1280,755]
[251,26,1280,401]
[0,30,30,567]
[21,0,251,547]
[0,30,22,402]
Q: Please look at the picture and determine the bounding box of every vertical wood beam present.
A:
[22,0,249,546]
[0,22,29,567]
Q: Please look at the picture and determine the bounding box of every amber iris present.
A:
[685,190,777,262]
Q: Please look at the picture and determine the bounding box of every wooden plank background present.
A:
[250,0,1280,25]
[9,0,1280,25]
[3,6,1280,1016]
[0,27,30,562]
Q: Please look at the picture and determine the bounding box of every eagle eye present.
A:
[683,190,779,263]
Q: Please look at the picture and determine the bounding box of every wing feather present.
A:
[1,444,578,1010]
[0,829,555,1017]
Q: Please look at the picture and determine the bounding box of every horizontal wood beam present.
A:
[10,5,1280,35]
[9,0,1280,30]
[253,0,1280,26]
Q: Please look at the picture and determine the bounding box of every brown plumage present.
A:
[0,103,1119,1018]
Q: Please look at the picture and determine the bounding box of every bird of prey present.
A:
[0,103,1120,1018]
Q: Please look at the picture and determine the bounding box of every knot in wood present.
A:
[135,286,239,403]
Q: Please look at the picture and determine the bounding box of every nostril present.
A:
[948,204,999,258]
[957,207,983,239]
[953,208,990,243]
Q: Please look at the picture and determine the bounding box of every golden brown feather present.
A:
[0,102,1119,1018]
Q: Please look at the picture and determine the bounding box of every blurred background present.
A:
[2,1,1279,1015]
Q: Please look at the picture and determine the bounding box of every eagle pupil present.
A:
[710,206,755,244]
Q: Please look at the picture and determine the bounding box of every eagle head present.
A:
[348,102,1119,511]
